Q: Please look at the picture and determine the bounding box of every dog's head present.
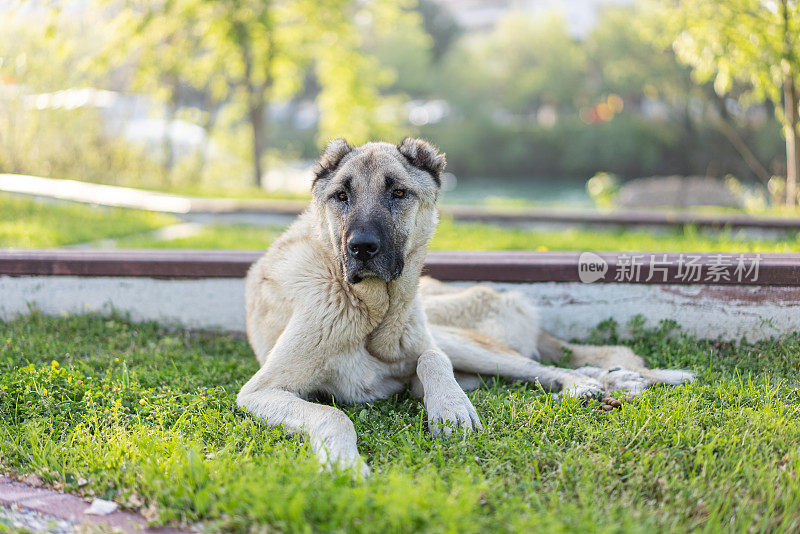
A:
[311,137,445,284]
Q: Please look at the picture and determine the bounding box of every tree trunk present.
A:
[249,98,266,188]
[161,79,179,186]
[785,75,800,207]
[234,20,270,189]
[781,0,799,207]
[714,115,772,185]
[190,91,218,182]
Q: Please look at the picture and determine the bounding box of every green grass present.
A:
[0,193,176,247]
[116,224,285,250]
[2,312,800,532]
[430,219,800,252]
[117,218,800,253]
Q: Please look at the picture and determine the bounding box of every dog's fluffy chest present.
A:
[323,348,416,403]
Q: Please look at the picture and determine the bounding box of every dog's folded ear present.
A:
[397,137,446,187]
[313,138,353,187]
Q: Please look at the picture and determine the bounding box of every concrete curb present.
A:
[0,476,185,533]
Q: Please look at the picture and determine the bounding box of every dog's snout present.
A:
[347,231,381,261]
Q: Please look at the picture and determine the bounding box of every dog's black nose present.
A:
[347,231,381,261]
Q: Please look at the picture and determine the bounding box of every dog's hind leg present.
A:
[430,325,603,399]
[536,331,694,394]
[423,280,692,396]
[423,284,541,359]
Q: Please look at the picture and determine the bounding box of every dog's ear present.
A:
[397,137,446,187]
[313,138,352,187]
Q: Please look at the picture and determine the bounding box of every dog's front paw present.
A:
[558,375,604,400]
[315,439,370,478]
[425,388,483,438]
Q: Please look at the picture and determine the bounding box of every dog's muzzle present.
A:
[347,230,381,262]
[343,233,403,285]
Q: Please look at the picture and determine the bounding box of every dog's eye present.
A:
[336,191,348,202]
[392,189,406,199]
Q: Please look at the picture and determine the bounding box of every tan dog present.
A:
[237,138,693,476]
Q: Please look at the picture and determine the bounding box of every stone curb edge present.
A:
[0,476,185,533]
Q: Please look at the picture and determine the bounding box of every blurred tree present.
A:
[653,0,800,205]
[483,12,586,114]
[438,11,586,122]
[361,3,435,96]
[416,0,460,63]
[590,5,773,183]
[0,8,160,186]
[586,7,690,106]
[100,0,406,188]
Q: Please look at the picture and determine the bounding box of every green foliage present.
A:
[0,13,164,187]
[486,12,586,113]
[442,11,585,114]
[651,0,799,109]
[422,116,693,178]
[2,312,800,531]
[650,0,800,204]
[586,6,693,103]
[99,0,412,180]
[586,172,620,209]
[0,0,794,189]
[0,104,164,187]
[416,0,460,62]
[0,194,175,247]
[415,4,785,181]
[360,4,435,96]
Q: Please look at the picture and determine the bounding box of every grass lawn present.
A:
[0,193,176,247]
[6,191,800,252]
[116,224,287,250]
[1,312,799,532]
[117,217,800,253]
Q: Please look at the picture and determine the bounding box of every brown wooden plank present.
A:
[0,249,260,278]
[422,251,800,285]
[2,249,800,285]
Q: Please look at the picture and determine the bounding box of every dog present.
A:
[237,138,693,476]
